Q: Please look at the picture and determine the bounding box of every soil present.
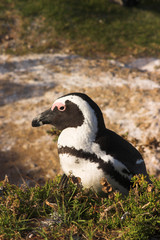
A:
[0,53,159,186]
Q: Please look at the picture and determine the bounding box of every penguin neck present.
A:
[58,119,98,151]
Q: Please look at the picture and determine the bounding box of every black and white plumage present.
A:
[32,92,150,195]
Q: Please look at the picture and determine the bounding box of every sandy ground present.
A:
[0,54,160,186]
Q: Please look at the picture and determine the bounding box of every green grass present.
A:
[0,0,160,57]
[0,175,160,239]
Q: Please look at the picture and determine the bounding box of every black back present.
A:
[95,128,148,176]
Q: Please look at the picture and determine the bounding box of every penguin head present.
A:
[32,93,105,136]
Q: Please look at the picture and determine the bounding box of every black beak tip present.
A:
[32,108,52,127]
[32,118,42,127]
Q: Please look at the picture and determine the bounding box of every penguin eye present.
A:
[58,105,66,111]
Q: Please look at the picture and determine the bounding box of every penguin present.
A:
[32,92,150,195]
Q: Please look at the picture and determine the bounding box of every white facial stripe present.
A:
[54,95,82,106]
[57,95,98,148]
[54,95,97,127]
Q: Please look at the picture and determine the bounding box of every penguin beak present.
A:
[32,108,54,127]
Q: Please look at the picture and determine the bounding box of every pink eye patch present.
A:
[51,102,66,111]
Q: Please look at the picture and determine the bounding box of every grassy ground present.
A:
[0,0,160,57]
[0,175,160,240]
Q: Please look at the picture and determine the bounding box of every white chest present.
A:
[59,153,105,192]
